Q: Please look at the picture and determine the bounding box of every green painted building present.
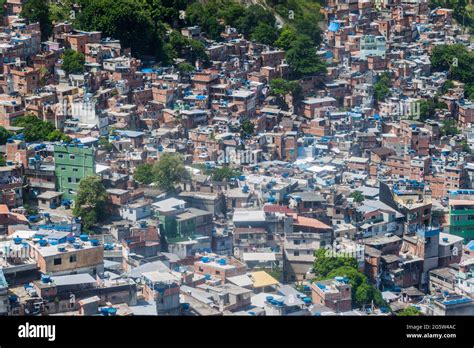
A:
[449,200,474,242]
[54,144,96,200]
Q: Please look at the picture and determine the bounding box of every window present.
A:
[69,255,77,263]
[75,178,80,183]
[68,177,72,183]
[70,155,75,160]
[293,251,299,256]
[53,258,62,265]
[58,154,64,159]
[198,267,204,272]
[215,271,220,275]
[294,240,300,245]
[73,168,78,172]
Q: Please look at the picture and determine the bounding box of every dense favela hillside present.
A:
[0,0,473,318]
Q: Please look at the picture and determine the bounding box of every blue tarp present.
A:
[328,21,340,32]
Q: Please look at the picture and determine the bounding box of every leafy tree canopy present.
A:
[73,176,109,232]
[61,49,85,75]
[397,306,422,316]
[22,0,53,41]
[13,115,70,142]
[153,153,190,192]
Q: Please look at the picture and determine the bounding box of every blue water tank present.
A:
[204,274,211,280]
[79,234,89,242]
[201,257,210,263]
[38,239,48,247]
[13,237,22,245]
[104,243,114,250]
[90,239,99,246]
[73,242,82,249]
[41,275,51,283]
[67,237,76,243]
[218,258,226,265]
[266,296,274,302]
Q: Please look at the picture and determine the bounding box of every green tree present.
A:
[61,49,85,75]
[431,44,474,100]
[0,126,12,145]
[350,190,365,203]
[134,163,154,185]
[177,62,195,74]
[275,26,299,51]
[234,4,275,38]
[465,84,474,101]
[185,2,224,41]
[312,248,359,279]
[153,153,189,192]
[98,137,113,152]
[441,119,460,136]
[286,35,326,79]
[294,13,322,47]
[13,114,69,142]
[168,31,209,66]
[418,99,436,121]
[251,22,279,45]
[397,306,422,316]
[326,266,386,308]
[440,80,455,94]
[73,176,108,232]
[74,0,167,61]
[21,0,53,41]
[270,78,303,109]
[240,119,254,139]
[46,129,71,142]
[373,72,391,102]
[211,166,241,181]
[461,139,472,154]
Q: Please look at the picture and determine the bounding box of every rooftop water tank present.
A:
[13,237,22,245]
[41,275,51,284]
[79,234,89,242]
[57,246,66,252]
[218,258,226,265]
[90,239,99,246]
[266,296,274,302]
[73,242,82,249]
[38,239,48,247]
[201,257,210,263]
